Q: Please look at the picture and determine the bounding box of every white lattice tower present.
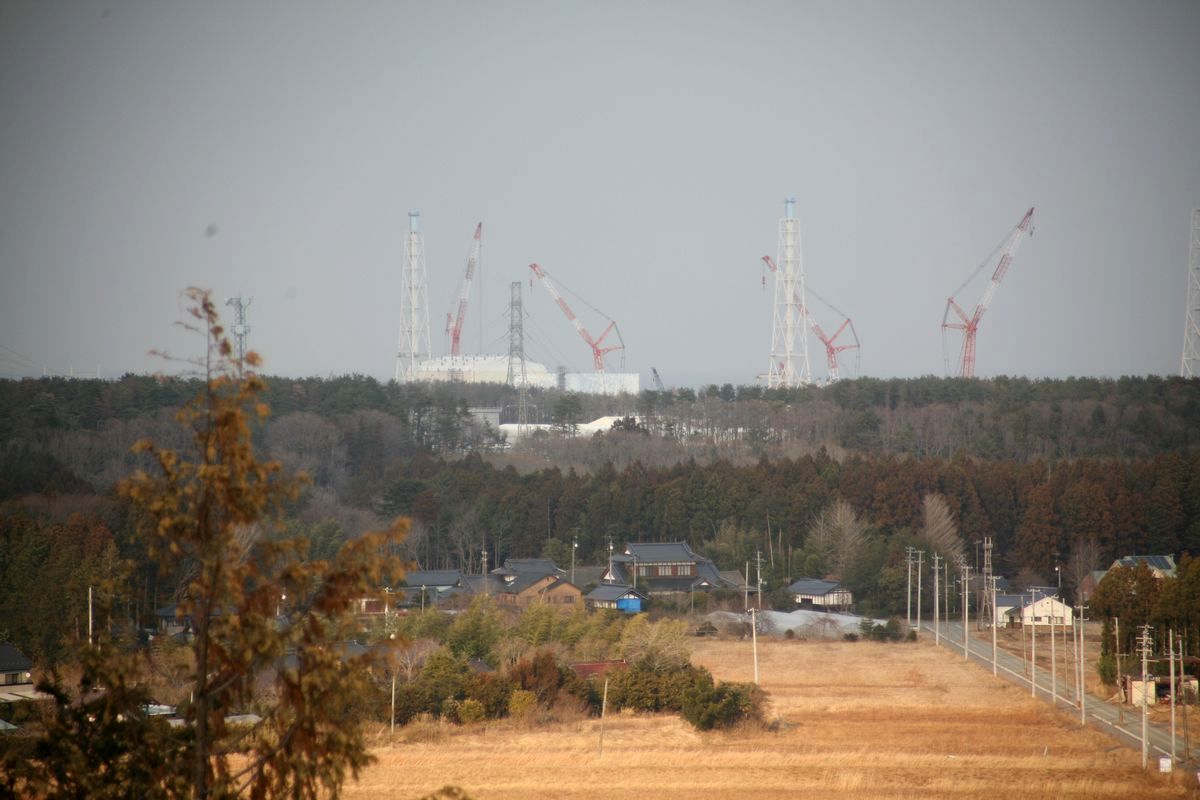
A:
[767,198,812,388]
[395,211,431,382]
[506,281,529,430]
[224,296,251,365]
[1182,209,1200,377]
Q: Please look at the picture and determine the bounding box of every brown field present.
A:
[345,638,1192,799]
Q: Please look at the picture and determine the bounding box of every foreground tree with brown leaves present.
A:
[2,289,407,799]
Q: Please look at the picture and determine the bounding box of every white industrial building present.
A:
[414,355,556,387]
[412,355,639,396]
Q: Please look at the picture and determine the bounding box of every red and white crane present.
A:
[941,207,1035,378]
[528,263,624,371]
[444,223,482,357]
[761,255,860,382]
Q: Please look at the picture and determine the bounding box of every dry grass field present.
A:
[345,638,1192,799]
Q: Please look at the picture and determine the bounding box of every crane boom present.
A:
[446,223,482,357]
[942,207,1035,378]
[528,263,623,371]
[761,255,859,381]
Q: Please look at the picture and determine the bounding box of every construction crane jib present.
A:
[528,263,623,372]
[942,207,1035,379]
[445,223,482,357]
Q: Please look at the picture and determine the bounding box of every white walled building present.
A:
[995,593,1073,627]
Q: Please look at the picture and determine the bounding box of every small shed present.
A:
[585,584,647,614]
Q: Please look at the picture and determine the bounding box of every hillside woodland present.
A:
[2,372,1200,666]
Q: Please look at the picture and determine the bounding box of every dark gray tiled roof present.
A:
[586,584,646,602]
[499,558,564,576]
[402,570,464,588]
[0,644,32,674]
[786,578,842,596]
[624,542,703,562]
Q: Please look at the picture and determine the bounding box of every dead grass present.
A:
[345,638,1191,799]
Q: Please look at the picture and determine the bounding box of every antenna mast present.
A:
[1182,209,1200,377]
[766,198,811,387]
[395,211,431,382]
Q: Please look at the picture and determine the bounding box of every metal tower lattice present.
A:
[224,296,251,364]
[506,281,529,431]
[395,211,431,383]
[766,198,811,388]
[1182,209,1200,377]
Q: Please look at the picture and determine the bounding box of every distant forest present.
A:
[2,373,1199,663]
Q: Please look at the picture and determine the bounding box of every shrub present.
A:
[609,658,712,713]
[456,699,486,724]
[509,650,565,706]
[508,689,537,719]
[682,680,765,731]
[464,672,514,719]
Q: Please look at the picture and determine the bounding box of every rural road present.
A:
[920,619,1191,768]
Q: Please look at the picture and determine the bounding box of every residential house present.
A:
[584,584,647,614]
[490,558,581,609]
[1082,555,1177,604]
[787,578,853,611]
[398,570,468,608]
[1109,555,1177,579]
[603,542,741,596]
[995,592,1073,627]
[494,572,581,609]
[0,644,32,689]
[0,644,40,706]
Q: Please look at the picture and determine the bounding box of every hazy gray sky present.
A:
[2,1,1198,386]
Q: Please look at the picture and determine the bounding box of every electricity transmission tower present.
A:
[766,198,811,388]
[395,211,431,382]
[979,537,995,630]
[506,281,529,431]
[1182,209,1200,377]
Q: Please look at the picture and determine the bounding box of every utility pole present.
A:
[959,558,971,660]
[571,535,578,586]
[933,553,941,646]
[1170,629,1177,764]
[1030,591,1037,698]
[1180,633,1190,761]
[755,549,764,609]
[750,607,760,685]
[916,550,925,636]
[1079,604,1088,726]
[990,574,998,676]
[905,546,915,630]
[481,546,489,598]
[980,537,994,632]
[1139,624,1153,769]
[88,586,94,649]
[1116,616,1124,723]
[1051,597,1058,706]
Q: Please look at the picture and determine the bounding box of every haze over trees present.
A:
[1,361,1200,665]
